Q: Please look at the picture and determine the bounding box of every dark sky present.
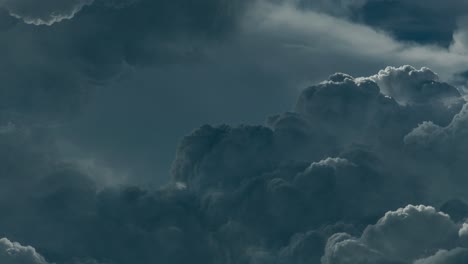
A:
[3,0,468,263]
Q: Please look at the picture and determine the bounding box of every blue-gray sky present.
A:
[3,1,468,264]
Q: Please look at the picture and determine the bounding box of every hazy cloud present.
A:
[0,0,93,25]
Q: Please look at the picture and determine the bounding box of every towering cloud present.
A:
[3,0,468,263]
[1,64,468,263]
[2,63,468,263]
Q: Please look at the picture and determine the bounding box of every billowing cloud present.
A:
[2,64,468,264]
[0,238,50,264]
[323,205,463,264]
[405,101,468,155]
[368,65,461,106]
[4,0,468,263]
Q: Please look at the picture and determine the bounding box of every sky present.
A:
[4,0,468,263]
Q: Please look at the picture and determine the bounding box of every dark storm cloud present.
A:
[5,1,468,264]
[297,0,468,47]
[4,64,468,263]
[5,0,468,186]
[0,123,211,263]
[168,65,468,263]
[4,0,468,121]
[344,0,468,47]
[0,0,250,118]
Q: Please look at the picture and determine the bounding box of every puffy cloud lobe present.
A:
[276,230,326,264]
[292,67,464,152]
[323,205,462,264]
[404,102,468,158]
[459,223,468,238]
[367,66,465,128]
[0,238,49,264]
[361,205,459,259]
[368,65,461,105]
[1,0,93,25]
[172,124,277,193]
[322,233,392,264]
[295,73,405,147]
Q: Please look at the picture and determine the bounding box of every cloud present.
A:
[415,248,468,264]
[0,0,253,121]
[0,0,93,25]
[3,0,468,123]
[405,101,468,153]
[323,205,462,264]
[5,0,468,186]
[243,2,468,81]
[339,0,468,46]
[6,0,468,263]
[0,238,50,264]
[3,64,468,264]
[367,65,461,105]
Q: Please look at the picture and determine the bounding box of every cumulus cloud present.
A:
[323,205,463,264]
[368,65,461,105]
[0,238,50,264]
[167,64,468,264]
[5,0,468,263]
[405,101,468,153]
[3,63,468,264]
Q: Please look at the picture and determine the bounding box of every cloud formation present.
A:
[0,0,93,25]
[4,1,468,264]
[2,64,468,263]
[341,0,468,46]
[322,203,468,264]
[0,238,50,264]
